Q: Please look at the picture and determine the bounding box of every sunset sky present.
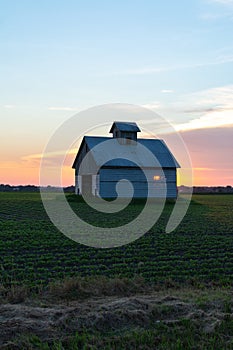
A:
[1,0,232,187]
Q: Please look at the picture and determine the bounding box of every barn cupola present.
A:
[109,121,141,144]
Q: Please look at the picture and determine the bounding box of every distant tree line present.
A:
[179,185,233,194]
[0,184,232,194]
[0,184,75,193]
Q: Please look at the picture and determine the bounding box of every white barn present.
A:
[72,121,180,199]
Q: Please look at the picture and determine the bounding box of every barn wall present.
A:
[98,168,177,198]
[75,147,97,175]
[74,144,98,194]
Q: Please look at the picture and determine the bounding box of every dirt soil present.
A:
[0,292,231,348]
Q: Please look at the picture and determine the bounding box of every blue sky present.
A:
[1,0,233,108]
[0,0,233,185]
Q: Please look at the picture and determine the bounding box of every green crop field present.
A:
[1,192,233,349]
[0,192,233,288]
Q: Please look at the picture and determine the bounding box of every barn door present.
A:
[82,175,92,196]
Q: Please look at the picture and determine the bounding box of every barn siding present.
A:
[98,167,177,198]
[75,147,97,175]
[100,168,176,182]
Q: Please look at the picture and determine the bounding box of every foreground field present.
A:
[0,193,233,287]
[0,281,233,349]
[0,193,232,348]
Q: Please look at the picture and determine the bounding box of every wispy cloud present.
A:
[114,65,171,76]
[176,110,233,131]
[142,102,161,110]
[210,0,233,5]
[21,149,77,168]
[183,105,233,114]
[193,167,216,171]
[201,0,233,20]
[48,106,79,111]
[139,85,233,132]
[174,85,233,131]
[4,105,15,109]
[161,89,174,93]
[114,56,233,76]
[200,12,233,20]
[193,85,233,106]
[199,12,224,20]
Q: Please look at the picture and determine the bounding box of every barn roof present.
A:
[72,136,180,168]
[109,121,140,133]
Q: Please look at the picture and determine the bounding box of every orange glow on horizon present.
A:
[1,125,232,187]
[1,162,232,187]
